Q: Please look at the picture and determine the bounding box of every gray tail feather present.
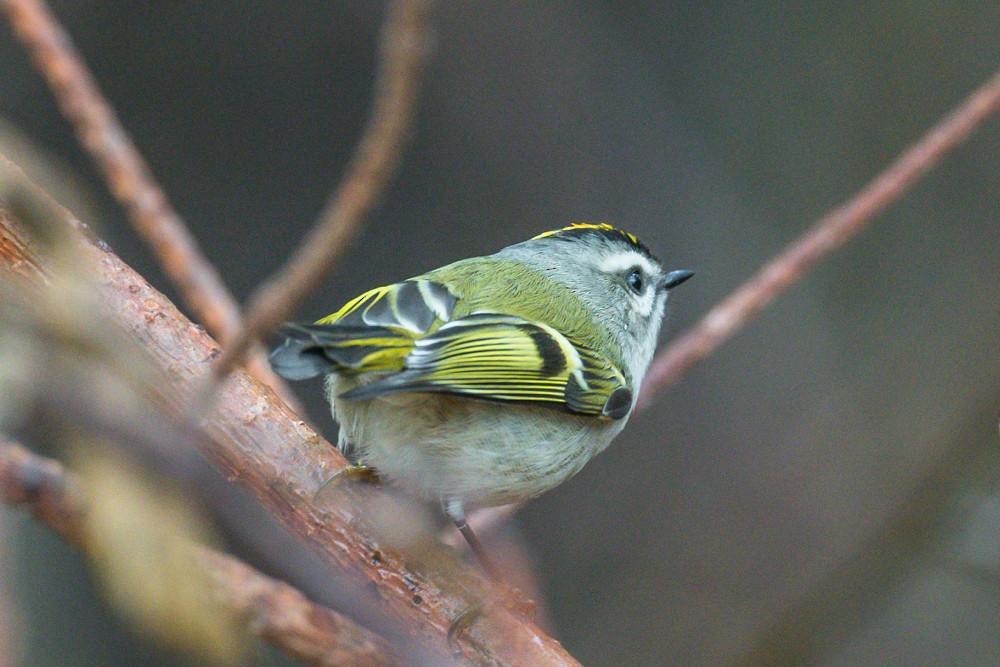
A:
[269,336,330,381]
[269,322,407,381]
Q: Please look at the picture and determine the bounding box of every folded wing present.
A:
[340,313,632,420]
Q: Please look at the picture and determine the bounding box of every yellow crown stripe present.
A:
[532,223,639,247]
[533,223,613,239]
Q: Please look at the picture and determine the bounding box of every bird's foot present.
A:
[314,462,381,504]
[447,603,482,648]
[446,588,537,649]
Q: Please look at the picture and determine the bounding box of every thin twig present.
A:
[637,67,1000,409]
[0,441,403,667]
[0,0,296,407]
[208,0,436,385]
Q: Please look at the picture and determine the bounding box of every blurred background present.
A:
[1,1,997,665]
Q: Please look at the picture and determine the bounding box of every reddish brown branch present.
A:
[638,67,1000,409]
[196,548,403,667]
[0,443,87,547]
[0,441,403,667]
[0,0,294,405]
[210,0,436,382]
[0,191,580,665]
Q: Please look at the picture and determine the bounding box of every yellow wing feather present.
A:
[340,313,631,419]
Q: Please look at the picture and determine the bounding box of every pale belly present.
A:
[327,376,626,508]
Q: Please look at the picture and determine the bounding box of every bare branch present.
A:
[209,0,436,383]
[0,444,86,546]
[196,548,404,667]
[0,179,581,665]
[637,68,1000,409]
[0,441,404,667]
[0,0,295,405]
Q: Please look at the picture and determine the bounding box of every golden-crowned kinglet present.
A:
[270,223,692,558]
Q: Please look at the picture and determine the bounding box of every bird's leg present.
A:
[444,499,500,580]
[443,498,495,646]
[443,499,539,644]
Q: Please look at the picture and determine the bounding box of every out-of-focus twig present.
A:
[0,0,297,408]
[0,441,403,667]
[197,548,404,667]
[0,443,86,545]
[637,68,1000,409]
[208,0,436,385]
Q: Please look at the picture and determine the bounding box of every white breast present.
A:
[328,375,625,508]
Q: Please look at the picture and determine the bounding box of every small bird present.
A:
[270,223,692,566]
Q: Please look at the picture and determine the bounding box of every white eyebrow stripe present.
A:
[598,251,658,277]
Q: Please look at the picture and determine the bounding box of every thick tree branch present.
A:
[0,440,403,667]
[0,187,580,665]
[0,0,294,406]
[638,68,1000,408]
[210,0,436,383]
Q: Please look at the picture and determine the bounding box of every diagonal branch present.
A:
[0,175,581,665]
[0,0,294,406]
[209,0,436,384]
[637,67,1000,409]
[0,440,404,667]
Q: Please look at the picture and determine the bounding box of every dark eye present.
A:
[626,268,644,294]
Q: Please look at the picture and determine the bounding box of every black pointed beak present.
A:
[661,269,694,290]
